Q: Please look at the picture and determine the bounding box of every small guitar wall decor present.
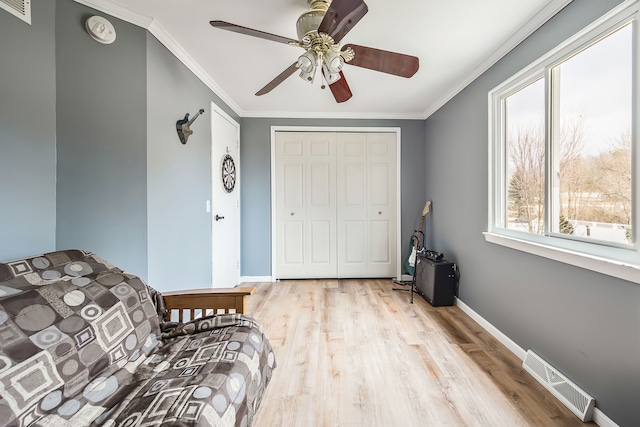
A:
[176,108,205,145]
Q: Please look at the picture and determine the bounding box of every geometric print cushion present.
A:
[0,250,162,426]
[108,313,276,427]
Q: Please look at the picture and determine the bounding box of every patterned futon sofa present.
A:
[0,250,276,426]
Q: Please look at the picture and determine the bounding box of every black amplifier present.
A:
[414,254,457,307]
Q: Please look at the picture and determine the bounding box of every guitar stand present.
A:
[392,277,416,304]
[393,232,424,304]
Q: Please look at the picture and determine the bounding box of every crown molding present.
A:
[72,0,419,120]
[73,0,152,28]
[73,0,572,121]
[422,0,573,119]
[146,20,243,116]
[241,110,426,120]
[72,0,243,117]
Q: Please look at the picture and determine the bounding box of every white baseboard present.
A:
[592,408,619,427]
[454,298,618,427]
[239,276,274,283]
[455,298,527,360]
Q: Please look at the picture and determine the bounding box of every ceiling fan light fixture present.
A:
[324,49,344,73]
[322,64,341,85]
[299,66,317,84]
[297,50,317,73]
[298,50,318,83]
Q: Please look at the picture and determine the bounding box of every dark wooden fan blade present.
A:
[327,72,352,103]
[255,62,299,96]
[210,21,299,45]
[343,44,419,78]
[317,0,368,44]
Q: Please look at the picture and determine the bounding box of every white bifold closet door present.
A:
[275,131,396,279]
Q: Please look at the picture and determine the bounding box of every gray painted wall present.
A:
[1,0,241,288]
[146,34,241,291]
[240,118,426,277]
[55,0,148,278]
[2,0,636,423]
[0,0,57,261]
[425,1,639,425]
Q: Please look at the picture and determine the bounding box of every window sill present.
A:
[483,232,640,285]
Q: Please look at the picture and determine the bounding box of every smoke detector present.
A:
[85,16,116,45]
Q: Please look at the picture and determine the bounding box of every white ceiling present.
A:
[78,0,571,119]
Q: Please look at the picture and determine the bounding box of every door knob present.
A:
[215,214,225,221]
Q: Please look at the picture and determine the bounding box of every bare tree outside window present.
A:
[556,24,632,243]
[591,132,632,225]
[505,78,545,234]
[507,122,545,234]
[503,24,632,245]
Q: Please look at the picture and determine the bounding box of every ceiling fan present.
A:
[210,0,419,103]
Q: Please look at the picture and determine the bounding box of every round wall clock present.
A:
[221,154,236,193]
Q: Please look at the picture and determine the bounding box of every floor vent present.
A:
[0,0,31,24]
[522,350,595,422]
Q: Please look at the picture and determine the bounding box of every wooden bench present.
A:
[162,287,256,322]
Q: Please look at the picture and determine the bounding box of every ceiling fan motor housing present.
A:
[296,0,330,39]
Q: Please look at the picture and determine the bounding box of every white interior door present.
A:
[275,132,337,278]
[211,104,240,287]
[337,133,397,278]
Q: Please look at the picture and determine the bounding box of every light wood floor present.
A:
[247,279,593,427]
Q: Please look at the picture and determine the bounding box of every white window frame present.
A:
[486,0,640,284]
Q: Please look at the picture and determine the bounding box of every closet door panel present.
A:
[344,220,365,263]
[310,164,331,207]
[305,134,336,277]
[342,160,366,262]
[283,164,304,208]
[370,220,391,263]
[276,135,306,276]
[283,221,304,264]
[363,133,397,277]
[337,133,368,277]
[368,162,392,269]
[310,220,332,263]
[345,164,365,205]
[275,132,336,278]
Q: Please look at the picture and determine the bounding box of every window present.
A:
[504,78,546,235]
[488,1,640,280]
